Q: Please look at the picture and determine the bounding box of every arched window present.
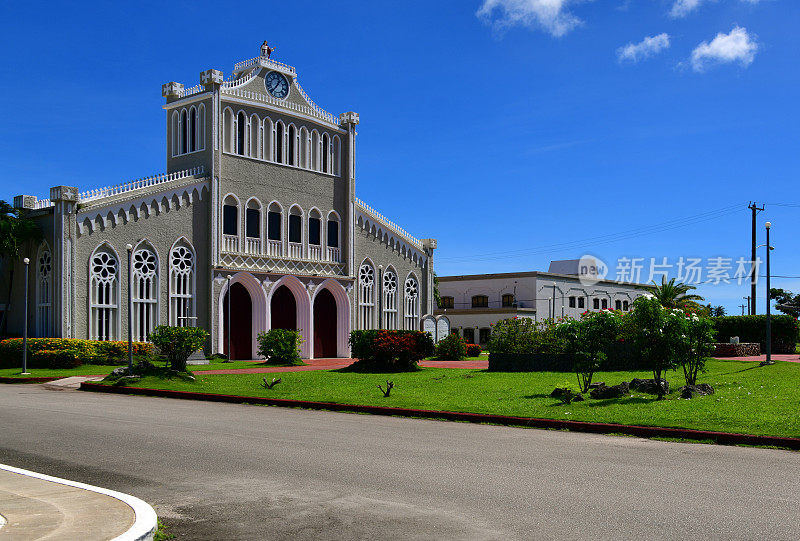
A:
[623,300,630,311]
[223,108,233,153]
[180,109,188,154]
[236,111,246,155]
[404,275,419,330]
[171,111,179,157]
[326,211,340,262]
[288,205,302,258]
[275,122,284,164]
[132,244,159,341]
[322,133,330,173]
[471,295,488,308]
[615,300,622,310]
[169,241,195,327]
[36,245,52,337]
[299,127,309,168]
[383,268,398,329]
[288,124,296,166]
[332,135,341,176]
[267,202,282,256]
[189,107,197,153]
[198,104,205,150]
[245,199,261,254]
[222,195,239,252]
[359,261,375,329]
[262,117,273,161]
[308,208,321,260]
[250,114,260,158]
[89,246,119,340]
[311,130,320,171]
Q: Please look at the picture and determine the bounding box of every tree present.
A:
[149,325,209,372]
[629,296,677,399]
[769,288,800,316]
[677,313,715,385]
[704,304,726,317]
[0,201,43,334]
[559,310,620,393]
[433,272,441,308]
[649,276,704,309]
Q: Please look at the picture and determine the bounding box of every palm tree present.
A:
[649,276,704,309]
[0,201,43,334]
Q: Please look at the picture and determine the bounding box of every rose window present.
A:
[171,246,193,274]
[92,252,117,282]
[133,249,157,277]
[359,264,374,287]
[39,251,51,277]
[404,278,418,299]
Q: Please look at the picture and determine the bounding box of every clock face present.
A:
[265,71,290,99]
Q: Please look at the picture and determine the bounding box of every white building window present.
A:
[404,275,419,330]
[132,246,159,341]
[90,248,119,341]
[170,242,195,327]
[383,269,398,330]
[359,261,375,329]
[36,246,52,337]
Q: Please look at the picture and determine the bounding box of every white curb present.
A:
[0,463,157,541]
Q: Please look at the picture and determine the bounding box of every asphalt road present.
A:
[1,385,799,540]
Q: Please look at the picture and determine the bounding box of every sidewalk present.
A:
[0,464,156,540]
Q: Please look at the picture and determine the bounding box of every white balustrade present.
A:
[233,55,297,75]
[177,84,205,98]
[222,87,339,127]
[267,239,282,257]
[308,245,322,261]
[77,167,206,205]
[355,198,422,250]
[245,237,262,254]
[223,234,239,253]
[288,242,303,259]
[327,247,341,263]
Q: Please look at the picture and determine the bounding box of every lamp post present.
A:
[226,275,232,360]
[21,257,30,375]
[761,222,774,366]
[126,244,133,373]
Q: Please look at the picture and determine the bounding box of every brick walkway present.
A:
[198,357,490,375]
[715,353,800,363]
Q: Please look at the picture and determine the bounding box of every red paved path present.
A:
[197,358,489,375]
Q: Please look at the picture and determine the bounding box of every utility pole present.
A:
[743,295,751,314]
[740,303,746,315]
[748,202,764,315]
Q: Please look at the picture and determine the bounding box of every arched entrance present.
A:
[223,282,252,360]
[271,285,297,330]
[313,288,337,358]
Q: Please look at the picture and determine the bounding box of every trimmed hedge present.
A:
[489,342,649,372]
[711,315,799,354]
[435,334,466,361]
[349,330,434,371]
[30,349,82,369]
[0,338,153,368]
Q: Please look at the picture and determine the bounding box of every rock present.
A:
[629,378,669,395]
[679,384,715,399]
[573,393,585,402]
[109,366,130,377]
[588,382,605,389]
[550,387,568,398]
[590,382,630,399]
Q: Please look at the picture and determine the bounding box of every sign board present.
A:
[436,316,450,343]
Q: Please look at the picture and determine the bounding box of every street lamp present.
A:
[759,222,774,366]
[226,275,232,360]
[126,244,133,373]
[21,257,30,375]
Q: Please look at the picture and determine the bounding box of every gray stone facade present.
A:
[3,45,436,359]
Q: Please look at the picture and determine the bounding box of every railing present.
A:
[308,245,322,261]
[267,239,282,257]
[294,81,339,126]
[288,242,303,259]
[245,237,261,254]
[222,87,339,127]
[327,246,341,263]
[221,67,262,90]
[223,234,239,253]
[34,199,53,209]
[177,84,206,98]
[78,166,206,205]
[233,55,297,75]
[355,198,423,250]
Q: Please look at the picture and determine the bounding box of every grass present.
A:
[95,358,800,438]
[0,365,123,378]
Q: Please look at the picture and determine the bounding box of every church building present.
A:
[5,43,437,359]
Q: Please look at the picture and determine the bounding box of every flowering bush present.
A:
[30,349,82,369]
[0,338,153,368]
[436,333,466,361]
[558,310,621,392]
[465,344,482,357]
[349,330,434,371]
[487,318,566,355]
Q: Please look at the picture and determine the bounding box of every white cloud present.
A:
[617,33,671,63]
[670,0,765,18]
[476,0,584,38]
[690,26,758,71]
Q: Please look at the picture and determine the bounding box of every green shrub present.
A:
[711,315,799,354]
[0,338,153,368]
[30,349,82,369]
[436,334,466,361]
[465,344,482,357]
[348,330,434,371]
[256,329,304,366]
[558,310,621,392]
[150,326,209,372]
[486,317,566,355]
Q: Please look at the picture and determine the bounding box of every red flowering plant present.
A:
[349,330,434,371]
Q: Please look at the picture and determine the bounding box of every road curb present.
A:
[0,376,60,384]
[0,463,157,541]
[80,382,800,449]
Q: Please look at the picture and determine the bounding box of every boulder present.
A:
[629,378,669,395]
[573,393,585,402]
[109,366,130,378]
[550,387,568,398]
[590,382,630,399]
[679,384,715,399]
[588,382,606,389]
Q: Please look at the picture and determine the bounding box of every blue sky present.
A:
[1,0,797,315]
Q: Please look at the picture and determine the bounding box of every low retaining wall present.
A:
[712,343,761,357]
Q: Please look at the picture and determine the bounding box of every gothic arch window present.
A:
[250,114,260,158]
[358,260,375,329]
[332,135,341,176]
[326,211,340,262]
[36,244,52,337]
[89,245,119,341]
[189,106,197,153]
[223,108,233,153]
[169,240,195,327]
[311,130,320,171]
[299,127,309,168]
[275,121,284,164]
[222,195,239,236]
[236,111,246,155]
[322,133,330,173]
[404,275,419,330]
[171,111,179,157]
[181,109,189,154]
[262,116,273,161]
[288,205,303,258]
[267,201,283,256]
[383,268,398,330]
[245,199,261,254]
[308,208,321,246]
[198,104,205,150]
[287,124,296,166]
[132,243,159,341]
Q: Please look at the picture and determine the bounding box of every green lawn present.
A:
[96,359,800,438]
[0,365,123,378]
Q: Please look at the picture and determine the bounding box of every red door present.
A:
[222,283,252,360]
[271,285,297,330]
[314,288,337,358]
